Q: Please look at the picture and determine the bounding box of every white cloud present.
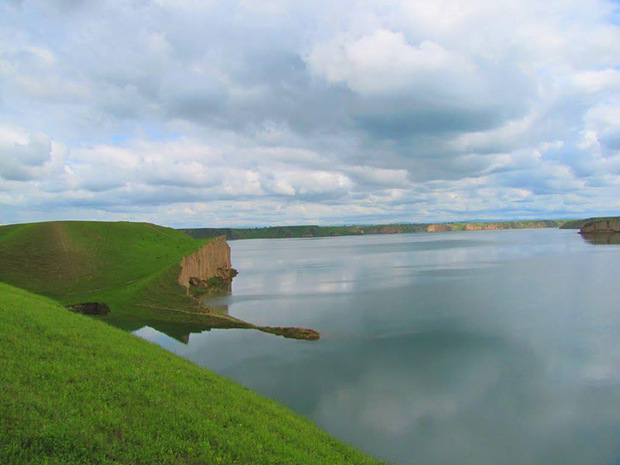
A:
[0,127,67,182]
[573,69,620,94]
[0,0,619,226]
[306,29,484,104]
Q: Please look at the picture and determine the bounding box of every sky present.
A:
[1,0,620,228]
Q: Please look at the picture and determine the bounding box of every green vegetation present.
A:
[0,221,234,335]
[0,282,381,464]
[0,220,321,343]
[181,219,566,240]
[560,217,620,230]
[559,219,590,229]
[430,219,565,231]
[583,217,620,226]
[0,221,202,302]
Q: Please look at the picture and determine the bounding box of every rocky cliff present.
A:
[177,236,233,288]
[427,223,453,232]
[580,219,620,235]
[463,222,502,231]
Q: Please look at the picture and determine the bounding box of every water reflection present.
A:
[306,331,620,465]
[581,232,620,245]
[199,288,231,315]
[122,318,217,344]
[132,285,319,344]
[137,230,620,464]
[115,288,234,343]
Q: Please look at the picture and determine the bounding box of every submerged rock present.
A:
[259,326,320,341]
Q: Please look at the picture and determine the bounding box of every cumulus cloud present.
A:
[0,127,67,182]
[306,30,483,102]
[0,0,619,226]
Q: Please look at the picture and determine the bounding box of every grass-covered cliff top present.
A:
[0,221,250,336]
[181,219,566,240]
[0,282,381,465]
[0,221,203,302]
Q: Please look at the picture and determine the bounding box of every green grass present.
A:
[0,282,382,464]
[559,219,590,229]
[0,221,203,301]
[0,221,251,335]
[561,216,620,230]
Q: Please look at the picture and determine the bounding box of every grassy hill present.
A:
[0,221,257,338]
[0,282,381,464]
[0,221,201,300]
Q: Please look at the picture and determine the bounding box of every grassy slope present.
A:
[559,219,590,229]
[562,216,620,230]
[0,283,381,464]
[0,221,247,332]
[0,221,201,300]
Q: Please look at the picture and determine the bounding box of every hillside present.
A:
[181,219,566,240]
[0,221,214,332]
[0,282,381,464]
[0,221,317,341]
[559,219,590,229]
[0,221,203,300]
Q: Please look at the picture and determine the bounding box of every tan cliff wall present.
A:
[427,224,453,232]
[463,223,501,231]
[178,236,232,288]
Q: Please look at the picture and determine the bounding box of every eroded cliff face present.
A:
[580,219,620,234]
[427,224,452,232]
[178,236,232,288]
[464,223,501,231]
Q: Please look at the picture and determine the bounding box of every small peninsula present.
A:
[0,221,318,342]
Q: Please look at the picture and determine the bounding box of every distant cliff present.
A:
[580,218,620,235]
[177,236,233,288]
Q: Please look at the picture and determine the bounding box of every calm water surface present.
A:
[136,229,620,464]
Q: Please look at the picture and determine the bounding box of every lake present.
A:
[136,228,620,465]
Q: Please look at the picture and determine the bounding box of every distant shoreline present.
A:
[181,219,568,240]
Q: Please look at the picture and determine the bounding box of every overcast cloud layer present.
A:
[1,0,620,227]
